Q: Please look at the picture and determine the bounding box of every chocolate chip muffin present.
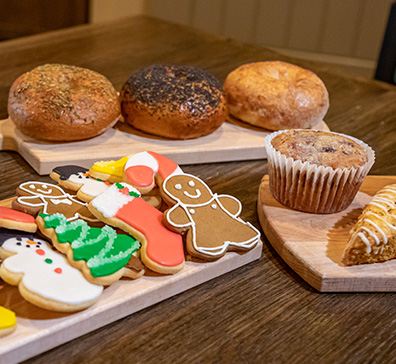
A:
[265,129,375,214]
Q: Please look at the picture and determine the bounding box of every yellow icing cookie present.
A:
[0,306,17,337]
[89,156,130,182]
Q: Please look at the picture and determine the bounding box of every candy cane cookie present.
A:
[0,306,17,338]
[0,229,103,312]
[88,182,184,274]
[36,214,143,285]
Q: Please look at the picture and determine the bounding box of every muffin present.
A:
[265,129,375,214]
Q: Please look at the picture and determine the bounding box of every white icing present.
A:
[91,183,140,218]
[175,184,182,190]
[50,198,73,205]
[211,204,217,209]
[184,189,202,199]
[163,173,260,257]
[188,180,195,187]
[189,209,195,214]
[1,236,103,305]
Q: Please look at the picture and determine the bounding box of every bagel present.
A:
[8,64,121,141]
[120,64,227,140]
[223,61,329,130]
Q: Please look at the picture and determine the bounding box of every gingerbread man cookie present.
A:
[0,306,17,338]
[88,182,185,274]
[37,213,143,285]
[12,181,99,223]
[50,165,111,202]
[0,229,103,312]
[161,174,260,260]
[0,206,37,233]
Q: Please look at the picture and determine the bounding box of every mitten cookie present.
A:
[88,182,184,274]
[0,306,17,338]
[123,151,183,194]
[0,206,37,233]
[37,213,143,285]
[12,181,100,224]
[50,165,111,202]
[161,174,260,260]
[0,229,103,312]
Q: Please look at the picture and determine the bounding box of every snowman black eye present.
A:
[16,242,22,246]
[26,244,30,248]
[16,237,22,241]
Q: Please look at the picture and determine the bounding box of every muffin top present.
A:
[270,130,368,169]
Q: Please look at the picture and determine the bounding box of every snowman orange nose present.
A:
[26,240,36,245]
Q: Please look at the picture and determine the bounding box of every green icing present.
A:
[39,213,140,278]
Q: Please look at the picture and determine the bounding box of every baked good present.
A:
[342,184,396,265]
[120,64,227,139]
[0,206,37,233]
[223,61,329,130]
[161,173,260,260]
[8,64,121,141]
[0,306,17,337]
[12,181,100,224]
[88,182,185,274]
[37,213,143,285]
[265,129,375,214]
[0,229,103,312]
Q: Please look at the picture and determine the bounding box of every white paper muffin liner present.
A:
[265,129,375,214]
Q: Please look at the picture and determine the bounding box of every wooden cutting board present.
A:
[0,197,262,364]
[258,174,396,292]
[0,117,329,175]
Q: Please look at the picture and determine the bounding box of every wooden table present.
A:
[1,16,396,364]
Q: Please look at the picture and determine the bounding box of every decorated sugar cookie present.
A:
[0,306,17,338]
[0,206,37,233]
[88,182,184,274]
[12,181,100,224]
[89,155,131,183]
[161,174,260,260]
[0,229,103,312]
[50,165,111,202]
[123,151,183,194]
[37,213,143,285]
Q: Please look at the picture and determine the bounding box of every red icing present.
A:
[125,165,155,187]
[54,268,62,274]
[36,249,45,256]
[0,206,35,224]
[116,198,184,267]
[148,151,179,180]
[119,187,130,195]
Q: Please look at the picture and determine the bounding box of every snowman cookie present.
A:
[12,181,100,224]
[88,182,185,274]
[50,165,111,202]
[0,229,103,312]
[161,174,260,260]
[37,213,143,285]
[0,206,37,233]
[0,306,17,337]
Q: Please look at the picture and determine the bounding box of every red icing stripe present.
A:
[148,151,178,180]
[125,165,155,187]
[116,198,184,267]
[0,206,35,224]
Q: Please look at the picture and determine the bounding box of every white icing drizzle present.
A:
[350,184,396,255]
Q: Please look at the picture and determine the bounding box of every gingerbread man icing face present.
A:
[22,182,65,197]
[164,175,212,205]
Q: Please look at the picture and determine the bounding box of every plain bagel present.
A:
[8,64,121,141]
[120,64,227,140]
[223,61,329,130]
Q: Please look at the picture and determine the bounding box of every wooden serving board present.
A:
[0,117,329,175]
[257,175,396,292]
[0,197,262,364]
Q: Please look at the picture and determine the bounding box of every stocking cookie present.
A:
[0,306,17,338]
[0,206,37,233]
[0,229,103,312]
[88,182,184,274]
[37,213,143,285]
[12,181,100,224]
[123,151,183,194]
[50,165,111,202]
[161,174,260,260]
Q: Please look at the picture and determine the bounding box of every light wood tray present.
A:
[0,197,262,363]
[258,175,396,292]
[0,117,329,175]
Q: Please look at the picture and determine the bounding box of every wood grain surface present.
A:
[258,175,396,292]
[1,15,396,364]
